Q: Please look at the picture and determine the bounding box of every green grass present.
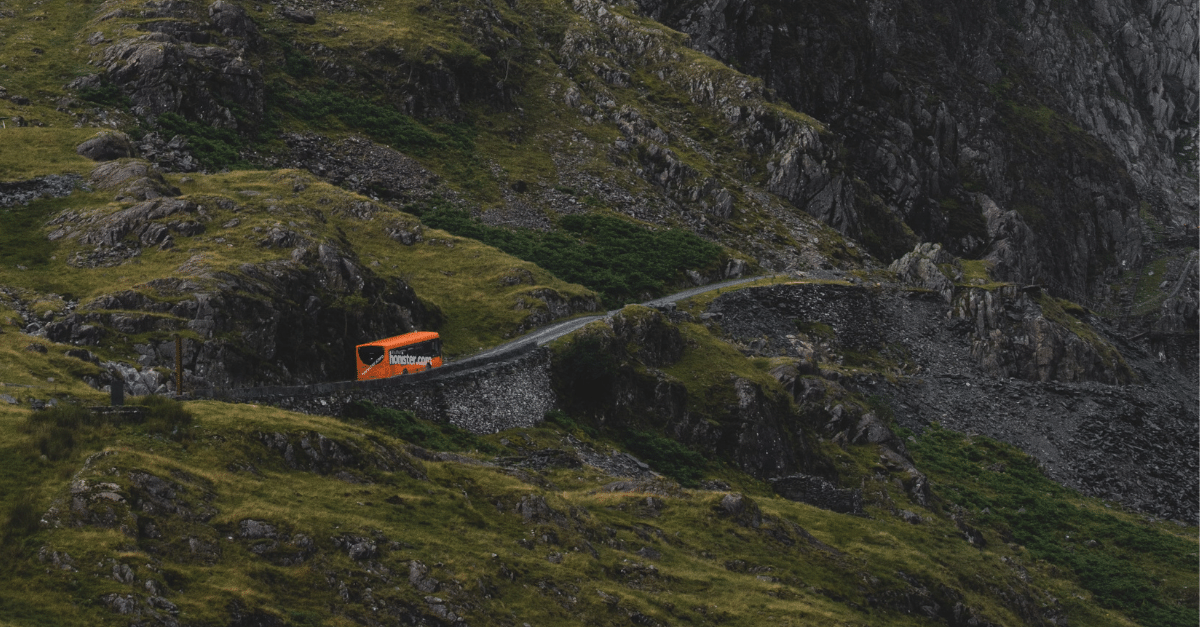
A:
[1128,256,1174,317]
[0,169,597,359]
[911,424,1198,627]
[0,128,98,180]
[957,259,994,284]
[0,396,1168,627]
[659,321,788,419]
[418,207,726,306]
[0,305,106,402]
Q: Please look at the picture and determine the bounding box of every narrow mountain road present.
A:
[453,274,782,365]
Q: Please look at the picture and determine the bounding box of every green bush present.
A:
[157,112,244,170]
[419,208,723,305]
[343,401,493,453]
[76,82,130,108]
[134,394,195,436]
[620,430,706,487]
[269,84,454,156]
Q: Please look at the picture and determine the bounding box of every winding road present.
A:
[196,274,782,399]
[453,274,781,365]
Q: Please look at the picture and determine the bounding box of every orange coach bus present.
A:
[355,331,444,381]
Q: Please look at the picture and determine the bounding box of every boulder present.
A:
[208,0,258,40]
[76,131,136,161]
[889,242,955,302]
[88,160,179,200]
[280,8,316,24]
[716,492,763,528]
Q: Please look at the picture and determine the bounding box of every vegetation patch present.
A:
[154,112,247,171]
[342,400,494,453]
[1035,292,1133,380]
[269,83,468,158]
[660,322,787,418]
[418,208,725,306]
[23,396,193,462]
[618,429,707,487]
[0,128,97,180]
[911,424,1198,627]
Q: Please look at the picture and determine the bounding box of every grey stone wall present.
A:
[195,346,555,434]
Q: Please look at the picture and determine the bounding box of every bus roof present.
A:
[357,331,440,350]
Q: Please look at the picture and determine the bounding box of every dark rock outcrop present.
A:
[952,286,1134,384]
[76,131,137,161]
[94,1,264,129]
[278,133,442,203]
[711,281,1198,523]
[889,242,955,302]
[769,474,863,515]
[86,160,180,201]
[638,0,1196,304]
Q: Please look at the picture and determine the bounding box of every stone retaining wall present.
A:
[195,345,555,434]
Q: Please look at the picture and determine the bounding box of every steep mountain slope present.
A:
[0,0,1197,625]
[641,0,1197,299]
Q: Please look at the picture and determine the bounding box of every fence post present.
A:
[111,378,124,406]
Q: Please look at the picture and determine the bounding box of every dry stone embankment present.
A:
[196,346,554,435]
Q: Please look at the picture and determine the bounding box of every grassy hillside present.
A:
[0,0,1195,625]
[0,395,1193,626]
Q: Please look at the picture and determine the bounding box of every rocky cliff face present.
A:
[551,307,833,484]
[638,0,1197,303]
[706,280,1198,523]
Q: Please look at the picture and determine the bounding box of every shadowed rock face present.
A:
[708,281,1198,523]
[638,0,1197,301]
[95,0,263,128]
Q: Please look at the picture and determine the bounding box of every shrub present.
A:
[269,84,449,156]
[23,397,194,460]
[157,112,244,170]
[133,394,195,437]
[418,208,724,306]
[76,82,130,108]
[619,430,706,487]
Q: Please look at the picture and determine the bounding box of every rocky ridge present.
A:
[639,0,1197,306]
[706,278,1198,523]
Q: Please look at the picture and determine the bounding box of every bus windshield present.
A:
[357,345,385,365]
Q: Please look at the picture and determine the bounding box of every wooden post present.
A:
[175,334,183,397]
[111,378,124,406]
